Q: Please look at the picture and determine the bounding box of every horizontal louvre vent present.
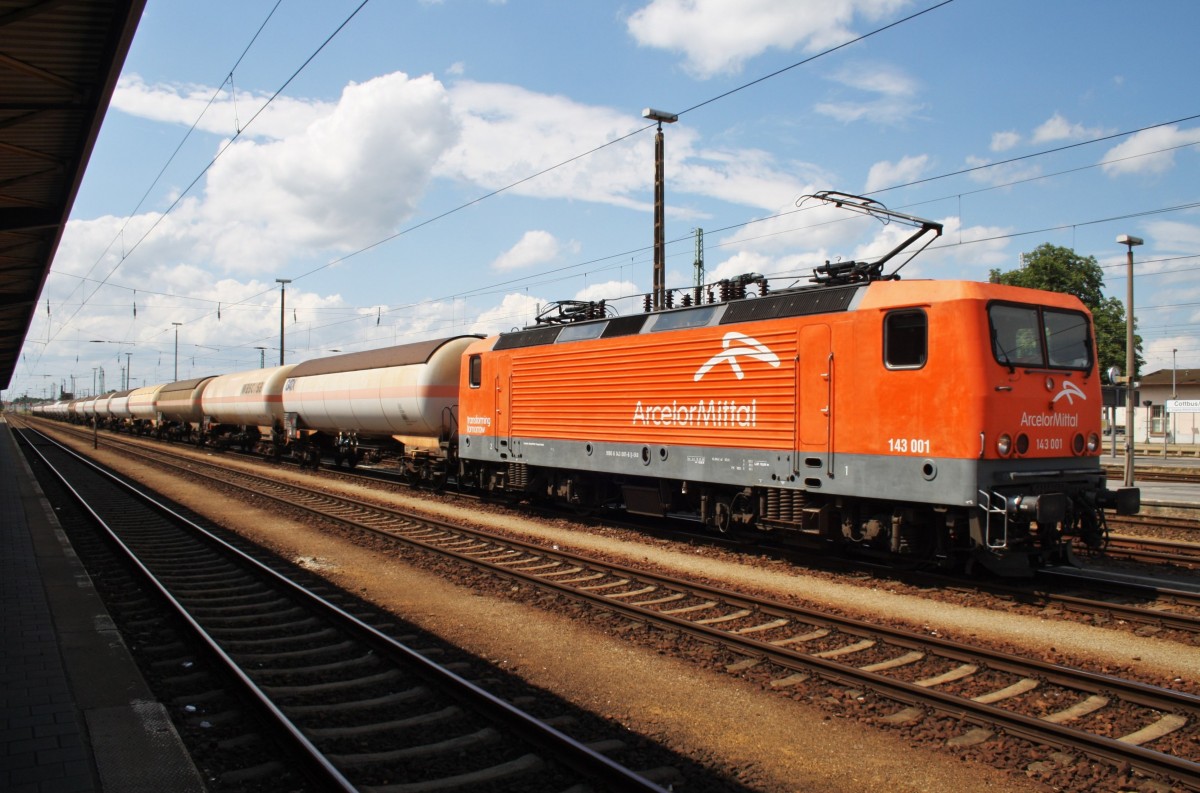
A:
[721,285,861,324]
[494,325,562,350]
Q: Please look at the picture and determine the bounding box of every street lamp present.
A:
[1172,348,1178,451]
[1117,233,1143,487]
[276,278,292,366]
[172,322,182,381]
[643,108,677,311]
[125,352,131,390]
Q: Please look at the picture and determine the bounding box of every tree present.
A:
[988,243,1142,377]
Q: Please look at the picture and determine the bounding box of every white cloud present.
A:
[439,80,651,209]
[1100,124,1200,177]
[990,130,1021,152]
[963,154,1042,188]
[814,62,922,125]
[468,292,543,336]
[440,80,810,214]
[492,230,561,271]
[1031,112,1107,144]
[113,74,333,141]
[114,73,825,249]
[676,148,816,211]
[1142,219,1200,252]
[626,0,908,78]
[574,279,639,310]
[108,72,460,274]
[707,250,780,283]
[864,154,928,193]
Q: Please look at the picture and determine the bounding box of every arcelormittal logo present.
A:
[694,332,781,381]
[1052,381,1086,406]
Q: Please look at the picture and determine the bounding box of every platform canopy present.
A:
[0,0,146,390]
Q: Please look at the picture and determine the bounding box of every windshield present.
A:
[989,302,1092,371]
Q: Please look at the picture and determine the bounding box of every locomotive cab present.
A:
[972,293,1139,573]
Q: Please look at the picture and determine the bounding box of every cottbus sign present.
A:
[1167,399,1200,413]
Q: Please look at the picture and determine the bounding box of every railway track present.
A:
[35,421,1200,790]
[1108,511,1200,536]
[28,418,1200,637]
[16,425,674,792]
[1104,465,1200,484]
[1097,534,1200,567]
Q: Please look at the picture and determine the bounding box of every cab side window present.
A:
[468,355,482,389]
[884,310,927,369]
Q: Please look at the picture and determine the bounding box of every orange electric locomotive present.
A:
[457,194,1140,575]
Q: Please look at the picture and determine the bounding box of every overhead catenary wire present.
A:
[44,0,960,355]
[19,0,1200,391]
[36,0,373,366]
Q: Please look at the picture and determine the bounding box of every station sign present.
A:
[1166,399,1200,413]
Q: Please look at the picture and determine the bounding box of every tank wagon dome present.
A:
[282,335,481,442]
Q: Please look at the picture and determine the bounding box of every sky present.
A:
[9,0,1200,401]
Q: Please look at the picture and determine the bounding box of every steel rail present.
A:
[79,431,1200,790]
[17,425,670,793]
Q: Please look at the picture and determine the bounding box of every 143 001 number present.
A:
[888,438,930,454]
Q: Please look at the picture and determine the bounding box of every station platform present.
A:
[0,418,203,792]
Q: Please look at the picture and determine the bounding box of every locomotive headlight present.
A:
[1087,433,1100,453]
[997,434,1013,456]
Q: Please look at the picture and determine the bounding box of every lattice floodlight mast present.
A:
[800,190,944,286]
